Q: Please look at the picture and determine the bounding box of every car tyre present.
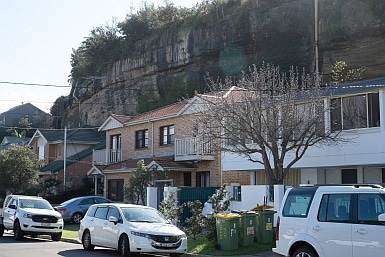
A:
[72,212,83,224]
[292,246,318,257]
[13,220,24,241]
[170,254,181,257]
[119,234,131,257]
[0,224,4,237]
[82,230,95,251]
[51,232,62,241]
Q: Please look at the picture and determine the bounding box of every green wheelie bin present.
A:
[214,212,240,250]
[232,210,257,246]
[255,210,276,244]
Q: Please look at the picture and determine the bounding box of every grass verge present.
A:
[62,224,79,239]
[187,236,274,255]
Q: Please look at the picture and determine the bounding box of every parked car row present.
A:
[0,194,187,257]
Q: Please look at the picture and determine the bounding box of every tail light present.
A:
[57,208,66,213]
[275,216,280,240]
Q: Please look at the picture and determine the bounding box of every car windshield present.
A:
[121,207,169,223]
[19,199,52,210]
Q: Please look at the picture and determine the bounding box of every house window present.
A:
[160,125,174,145]
[110,134,122,162]
[330,92,380,131]
[108,179,124,202]
[135,129,148,149]
[196,171,210,187]
[56,145,62,159]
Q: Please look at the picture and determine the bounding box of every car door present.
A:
[2,198,17,229]
[102,206,122,248]
[90,206,109,246]
[78,197,94,215]
[308,193,353,257]
[352,193,385,257]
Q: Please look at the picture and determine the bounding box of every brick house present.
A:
[89,97,221,202]
[28,126,105,193]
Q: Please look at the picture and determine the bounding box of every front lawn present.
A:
[188,236,274,255]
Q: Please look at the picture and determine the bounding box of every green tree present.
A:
[159,190,184,227]
[124,159,152,204]
[330,60,366,84]
[185,200,204,239]
[204,185,233,242]
[0,144,42,194]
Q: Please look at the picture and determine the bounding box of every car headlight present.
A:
[178,233,187,240]
[23,213,33,219]
[57,216,63,222]
[131,231,152,239]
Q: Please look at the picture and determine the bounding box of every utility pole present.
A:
[314,0,319,74]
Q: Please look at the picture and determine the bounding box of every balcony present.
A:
[175,137,215,161]
[93,149,122,165]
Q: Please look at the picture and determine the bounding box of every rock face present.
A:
[64,0,385,127]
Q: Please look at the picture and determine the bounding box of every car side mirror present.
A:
[378,213,385,222]
[9,204,16,209]
[109,216,119,225]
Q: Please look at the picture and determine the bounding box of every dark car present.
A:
[56,196,111,223]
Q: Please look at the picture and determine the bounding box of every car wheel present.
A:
[292,246,318,257]
[82,230,95,251]
[72,212,83,224]
[0,224,4,237]
[13,220,24,241]
[119,234,130,257]
[51,232,62,241]
[170,254,181,257]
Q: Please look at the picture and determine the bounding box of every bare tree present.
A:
[195,63,344,185]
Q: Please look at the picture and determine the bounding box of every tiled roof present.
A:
[96,156,196,172]
[110,113,132,123]
[126,99,189,124]
[40,141,106,173]
[38,126,105,143]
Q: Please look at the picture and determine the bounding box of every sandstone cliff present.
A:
[62,0,385,127]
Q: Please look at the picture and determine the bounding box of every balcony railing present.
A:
[93,149,122,165]
[175,137,215,161]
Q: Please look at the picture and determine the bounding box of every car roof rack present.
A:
[297,184,384,189]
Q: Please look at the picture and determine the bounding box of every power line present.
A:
[0,81,71,88]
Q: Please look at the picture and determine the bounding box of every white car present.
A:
[78,203,187,257]
[0,195,63,241]
[273,184,385,257]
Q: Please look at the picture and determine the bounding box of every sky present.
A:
[0,0,200,114]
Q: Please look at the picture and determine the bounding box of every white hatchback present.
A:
[78,203,187,257]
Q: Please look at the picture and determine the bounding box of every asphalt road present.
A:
[0,232,120,257]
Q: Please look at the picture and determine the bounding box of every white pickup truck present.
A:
[0,194,64,241]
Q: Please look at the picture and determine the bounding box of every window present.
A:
[110,134,122,162]
[135,129,148,149]
[318,193,352,223]
[330,92,380,131]
[107,207,121,221]
[282,188,315,217]
[358,193,385,225]
[341,169,357,184]
[160,125,174,145]
[94,206,108,220]
[196,171,210,187]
